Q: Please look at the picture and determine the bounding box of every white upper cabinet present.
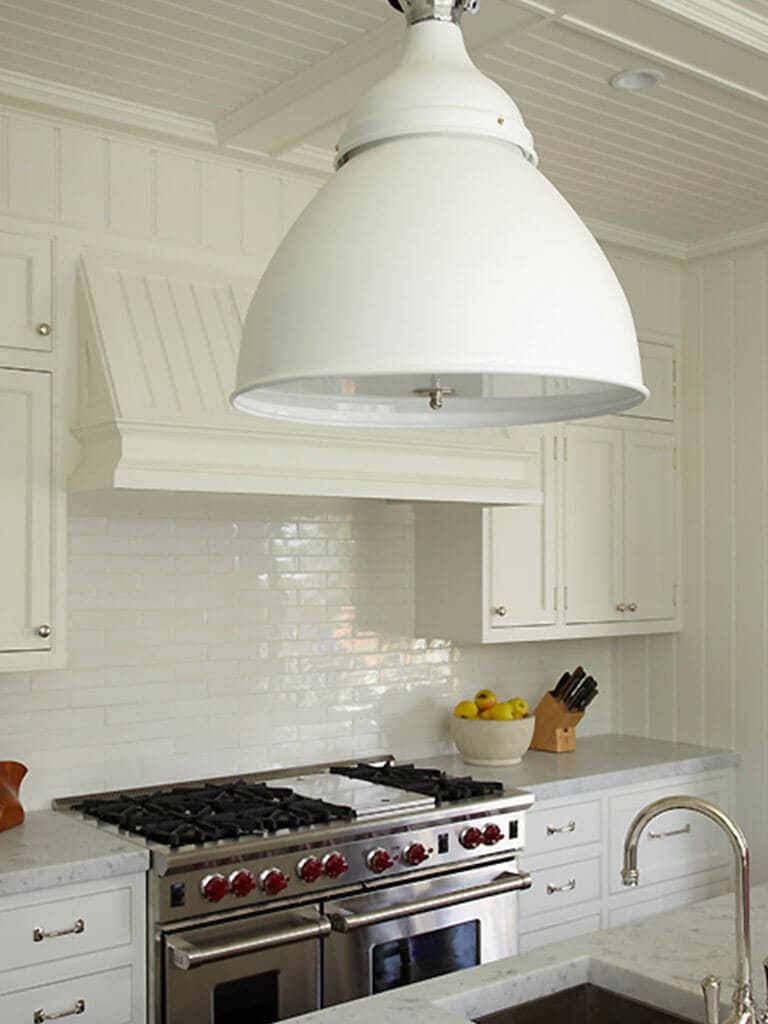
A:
[623,431,677,621]
[0,368,53,653]
[0,230,53,353]
[563,426,624,625]
[564,425,677,628]
[620,340,676,422]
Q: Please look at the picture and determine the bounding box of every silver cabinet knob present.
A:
[36,323,51,336]
[37,624,51,638]
[493,605,507,617]
[627,602,638,612]
[616,603,626,613]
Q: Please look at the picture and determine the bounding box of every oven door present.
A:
[323,863,530,1005]
[163,906,329,1024]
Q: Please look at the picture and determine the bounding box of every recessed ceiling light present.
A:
[610,68,664,91]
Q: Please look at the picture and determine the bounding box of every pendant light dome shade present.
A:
[232,13,647,428]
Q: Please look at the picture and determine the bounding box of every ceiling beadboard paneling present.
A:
[0,0,391,121]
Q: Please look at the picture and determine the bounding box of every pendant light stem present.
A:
[387,1,478,26]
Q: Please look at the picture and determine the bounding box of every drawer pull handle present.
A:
[34,1000,85,1022]
[648,823,691,840]
[546,821,576,835]
[33,919,85,943]
[546,879,576,895]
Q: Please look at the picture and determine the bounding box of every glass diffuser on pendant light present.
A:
[231,0,648,428]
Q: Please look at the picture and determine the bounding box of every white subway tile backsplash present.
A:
[2,494,618,809]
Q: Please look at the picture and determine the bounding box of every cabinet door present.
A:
[623,431,676,620]
[488,428,557,628]
[563,426,623,624]
[621,340,676,422]
[0,230,52,352]
[0,368,52,651]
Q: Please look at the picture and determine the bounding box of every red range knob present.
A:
[259,868,289,897]
[297,857,324,883]
[323,852,349,879]
[460,827,484,850]
[229,869,257,898]
[366,848,394,874]
[403,842,429,867]
[483,823,504,846]
[201,873,230,903]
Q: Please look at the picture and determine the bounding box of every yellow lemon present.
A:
[510,698,528,717]
[479,708,494,720]
[489,702,514,721]
[474,689,497,712]
[512,712,525,720]
[454,700,479,719]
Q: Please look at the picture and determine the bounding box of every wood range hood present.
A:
[71,249,543,506]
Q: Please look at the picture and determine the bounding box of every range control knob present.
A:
[366,848,394,874]
[229,869,257,898]
[259,868,289,897]
[297,857,324,883]
[322,852,349,879]
[403,842,429,867]
[483,823,504,846]
[460,826,484,850]
[201,873,230,903]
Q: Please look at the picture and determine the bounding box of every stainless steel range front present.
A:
[57,758,533,1024]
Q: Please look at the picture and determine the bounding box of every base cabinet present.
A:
[0,874,146,1024]
[517,770,734,952]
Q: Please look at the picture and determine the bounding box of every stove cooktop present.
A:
[68,760,507,851]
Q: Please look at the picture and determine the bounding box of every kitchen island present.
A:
[289,880,763,1024]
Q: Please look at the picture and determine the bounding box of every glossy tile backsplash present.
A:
[1,493,617,809]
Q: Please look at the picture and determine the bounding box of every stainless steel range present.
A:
[57,758,533,1024]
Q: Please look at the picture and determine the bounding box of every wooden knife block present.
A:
[530,693,584,753]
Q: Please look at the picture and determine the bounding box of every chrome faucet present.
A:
[622,796,762,1024]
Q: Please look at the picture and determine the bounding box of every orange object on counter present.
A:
[0,761,27,832]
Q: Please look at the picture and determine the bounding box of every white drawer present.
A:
[524,798,601,858]
[0,885,134,974]
[607,774,732,896]
[519,853,601,919]
[0,964,134,1024]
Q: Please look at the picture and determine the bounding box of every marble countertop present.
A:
[0,810,149,897]
[414,734,739,802]
[290,881,764,1024]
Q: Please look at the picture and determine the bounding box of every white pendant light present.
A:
[231,0,648,429]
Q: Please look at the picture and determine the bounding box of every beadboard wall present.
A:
[1,492,617,810]
[617,241,768,883]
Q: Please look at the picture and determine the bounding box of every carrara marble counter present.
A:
[291,881,764,1024]
[0,809,149,896]
[416,734,739,801]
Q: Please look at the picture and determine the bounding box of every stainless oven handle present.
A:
[168,916,332,971]
[328,871,532,933]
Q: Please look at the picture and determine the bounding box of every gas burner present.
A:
[75,779,355,848]
[330,762,503,805]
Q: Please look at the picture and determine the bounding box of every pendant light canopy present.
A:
[231,0,648,428]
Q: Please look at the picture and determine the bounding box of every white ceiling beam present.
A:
[217,0,549,156]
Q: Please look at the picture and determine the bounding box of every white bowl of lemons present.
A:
[449,690,535,767]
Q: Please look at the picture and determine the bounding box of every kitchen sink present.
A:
[475,983,696,1024]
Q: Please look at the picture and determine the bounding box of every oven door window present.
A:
[372,920,479,993]
[214,970,279,1024]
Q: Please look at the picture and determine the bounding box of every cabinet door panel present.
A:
[563,426,623,624]
[0,231,52,352]
[488,429,556,628]
[624,432,676,621]
[621,341,675,422]
[0,369,52,651]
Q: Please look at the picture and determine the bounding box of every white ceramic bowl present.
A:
[449,715,535,766]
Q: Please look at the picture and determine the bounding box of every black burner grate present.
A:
[75,779,355,848]
[330,763,503,805]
